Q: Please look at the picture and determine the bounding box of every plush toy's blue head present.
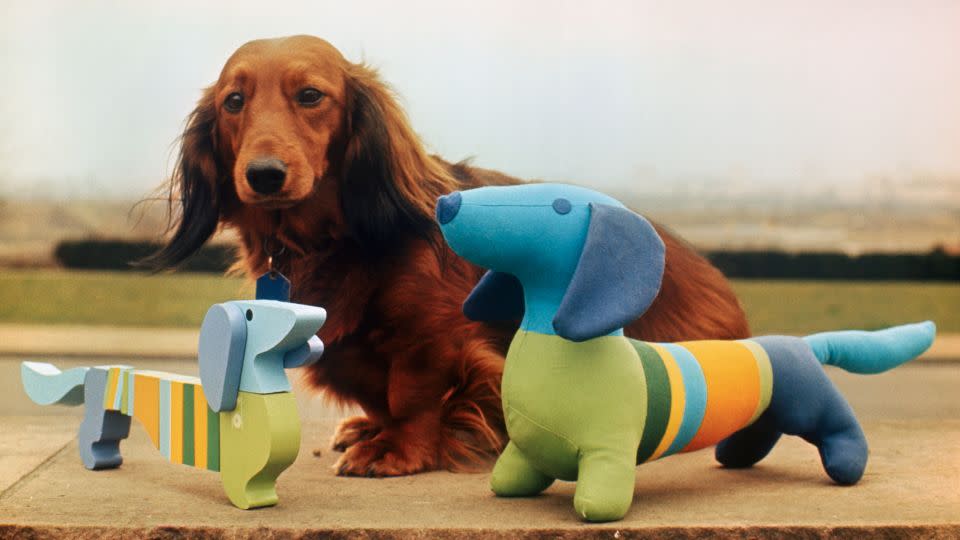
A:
[437,183,665,342]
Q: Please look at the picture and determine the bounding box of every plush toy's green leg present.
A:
[573,448,636,522]
[219,391,300,509]
[490,441,555,496]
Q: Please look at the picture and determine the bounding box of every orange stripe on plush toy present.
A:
[679,341,760,452]
[647,343,686,461]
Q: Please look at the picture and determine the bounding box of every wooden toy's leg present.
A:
[219,391,300,509]
[573,448,636,522]
[490,441,555,497]
[78,368,131,470]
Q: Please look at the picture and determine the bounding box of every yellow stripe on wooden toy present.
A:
[194,387,209,469]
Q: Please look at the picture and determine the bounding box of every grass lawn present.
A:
[0,269,251,328]
[732,280,958,334]
[0,269,956,333]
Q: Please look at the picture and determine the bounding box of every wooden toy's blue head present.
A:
[198,300,326,412]
[437,183,665,342]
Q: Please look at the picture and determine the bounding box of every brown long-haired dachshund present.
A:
[146,35,750,477]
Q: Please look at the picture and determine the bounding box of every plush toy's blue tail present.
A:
[803,321,936,374]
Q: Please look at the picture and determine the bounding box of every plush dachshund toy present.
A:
[436,183,936,522]
[21,299,325,509]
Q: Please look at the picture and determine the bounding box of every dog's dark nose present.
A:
[436,191,462,225]
[245,158,287,195]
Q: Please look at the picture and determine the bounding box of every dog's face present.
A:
[213,36,349,209]
[437,183,621,280]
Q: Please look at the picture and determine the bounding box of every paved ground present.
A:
[1,350,959,537]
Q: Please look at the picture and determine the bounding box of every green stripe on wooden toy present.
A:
[207,405,220,472]
[183,384,195,467]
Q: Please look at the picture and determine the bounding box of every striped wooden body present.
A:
[633,339,773,463]
[101,366,220,471]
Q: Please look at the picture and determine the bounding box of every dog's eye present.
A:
[296,87,325,107]
[552,198,572,215]
[223,92,245,113]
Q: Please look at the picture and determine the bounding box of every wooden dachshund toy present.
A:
[21,299,326,509]
[436,183,936,522]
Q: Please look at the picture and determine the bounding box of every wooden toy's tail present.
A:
[21,362,89,406]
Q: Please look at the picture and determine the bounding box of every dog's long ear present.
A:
[463,270,525,322]
[140,86,222,269]
[198,302,247,412]
[340,64,453,254]
[552,204,665,342]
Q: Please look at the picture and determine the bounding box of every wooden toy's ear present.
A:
[198,303,247,412]
[553,203,665,342]
[463,271,525,322]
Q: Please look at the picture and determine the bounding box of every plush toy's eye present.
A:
[552,198,572,215]
[246,309,253,321]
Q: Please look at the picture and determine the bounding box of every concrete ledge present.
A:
[1,418,958,538]
[2,524,959,539]
[0,324,199,360]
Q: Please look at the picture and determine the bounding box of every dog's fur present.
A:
[146,35,750,476]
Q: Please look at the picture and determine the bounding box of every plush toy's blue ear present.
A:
[198,303,247,412]
[552,203,665,342]
[463,270,525,322]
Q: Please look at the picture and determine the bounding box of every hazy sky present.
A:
[1,0,958,200]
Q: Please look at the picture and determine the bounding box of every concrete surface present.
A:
[0,324,199,360]
[1,357,959,538]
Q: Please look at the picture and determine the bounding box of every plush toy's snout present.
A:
[436,191,462,225]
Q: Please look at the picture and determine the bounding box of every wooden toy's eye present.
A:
[246,309,253,321]
[552,198,572,215]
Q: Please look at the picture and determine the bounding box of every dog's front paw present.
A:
[330,416,381,453]
[333,437,435,477]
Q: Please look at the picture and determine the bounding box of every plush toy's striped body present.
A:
[101,367,220,471]
[634,340,772,462]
